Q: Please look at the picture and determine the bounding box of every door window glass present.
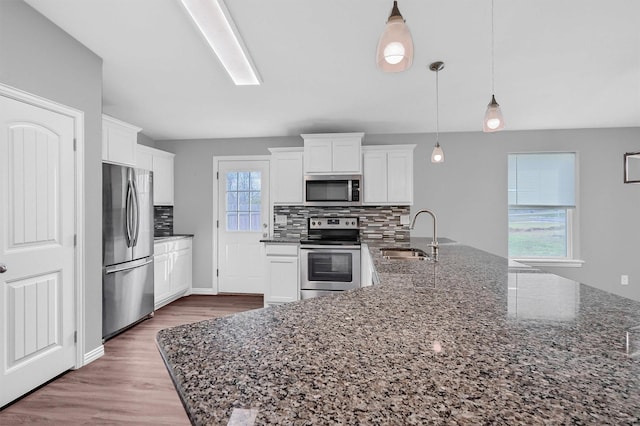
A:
[226,171,261,231]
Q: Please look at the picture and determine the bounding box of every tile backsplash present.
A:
[154,205,173,236]
[273,205,410,241]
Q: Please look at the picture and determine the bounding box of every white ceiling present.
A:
[24,0,640,141]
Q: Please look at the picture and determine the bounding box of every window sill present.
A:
[511,258,585,268]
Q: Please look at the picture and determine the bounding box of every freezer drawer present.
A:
[102,257,154,340]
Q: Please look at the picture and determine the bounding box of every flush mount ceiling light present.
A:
[430,61,445,164]
[180,0,261,85]
[376,1,414,72]
[483,0,504,132]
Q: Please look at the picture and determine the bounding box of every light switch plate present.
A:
[400,214,410,225]
[275,214,287,225]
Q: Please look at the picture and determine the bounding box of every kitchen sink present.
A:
[380,248,429,260]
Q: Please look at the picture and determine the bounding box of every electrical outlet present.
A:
[621,275,629,285]
[275,214,287,225]
[400,215,410,225]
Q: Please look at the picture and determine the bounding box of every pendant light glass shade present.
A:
[483,94,505,132]
[376,1,413,72]
[431,142,444,163]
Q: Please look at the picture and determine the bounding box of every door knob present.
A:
[0,264,6,273]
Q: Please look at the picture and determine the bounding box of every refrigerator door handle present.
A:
[125,180,133,247]
[131,179,140,246]
[105,258,153,275]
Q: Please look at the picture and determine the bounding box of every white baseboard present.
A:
[83,345,104,366]
[190,287,216,295]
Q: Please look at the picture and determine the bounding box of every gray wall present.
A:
[0,1,104,353]
[137,132,156,148]
[159,127,640,301]
[155,137,301,291]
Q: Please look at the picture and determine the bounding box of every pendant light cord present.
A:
[435,69,440,142]
[491,0,495,94]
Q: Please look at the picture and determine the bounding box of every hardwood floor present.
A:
[0,295,264,425]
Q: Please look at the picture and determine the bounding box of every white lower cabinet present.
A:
[264,243,299,307]
[154,237,192,309]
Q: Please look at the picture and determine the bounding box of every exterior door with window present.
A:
[217,160,269,294]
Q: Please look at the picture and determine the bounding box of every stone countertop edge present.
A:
[156,237,640,425]
[155,339,199,426]
[259,238,300,244]
[154,234,194,242]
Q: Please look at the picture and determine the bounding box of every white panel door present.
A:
[0,95,76,407]
[217,160,269,294]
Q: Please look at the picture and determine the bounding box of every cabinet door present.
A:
[105,125,136,165]
[363,151,388,204]
[266,256,298,304]
[102,116,140,166]
[387,150,413,204]
[136,146,153,171]
[304,139,332,173]
[272,151,303,204]
[332,138,361,174]
[171,248,192,294]
[153,153,174,205]
[154,252,171,307]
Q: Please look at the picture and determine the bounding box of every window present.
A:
[225,171,262,231]
[508,153,580,265]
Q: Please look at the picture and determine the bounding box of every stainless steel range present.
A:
[299,217,361,299]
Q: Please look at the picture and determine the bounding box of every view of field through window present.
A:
[508,208,568,257]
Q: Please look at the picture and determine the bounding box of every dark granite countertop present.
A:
[157,238,640,425]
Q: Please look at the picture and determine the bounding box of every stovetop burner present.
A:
[300,217,360,245]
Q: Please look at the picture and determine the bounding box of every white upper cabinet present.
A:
[302,133,363,174]
[137,145,175,206]
[269,147,304,205]
[363,145,415,205]
[102,114,142,167]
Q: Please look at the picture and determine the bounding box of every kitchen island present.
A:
[156,239,640,425]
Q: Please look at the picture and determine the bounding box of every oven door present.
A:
[299,245,361,291]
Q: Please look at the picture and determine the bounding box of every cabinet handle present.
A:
[0,264,6,273]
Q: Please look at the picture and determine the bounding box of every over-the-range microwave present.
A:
[304,175,362,206]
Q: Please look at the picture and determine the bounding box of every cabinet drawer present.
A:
[265,244,298,256]
[154,242,169,255]
[174,238,192,251]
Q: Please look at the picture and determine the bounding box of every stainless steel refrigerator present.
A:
[102,163,154,340]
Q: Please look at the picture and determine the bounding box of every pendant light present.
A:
[376,1,414,72]
[430,61,445,163]
[483,0,505,132]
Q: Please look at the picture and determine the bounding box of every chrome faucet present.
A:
[409,209,439,257]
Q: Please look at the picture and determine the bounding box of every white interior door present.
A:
[217,160,269,294]
[0,95,76,407]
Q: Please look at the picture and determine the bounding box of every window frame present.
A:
[507,151,583,268]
